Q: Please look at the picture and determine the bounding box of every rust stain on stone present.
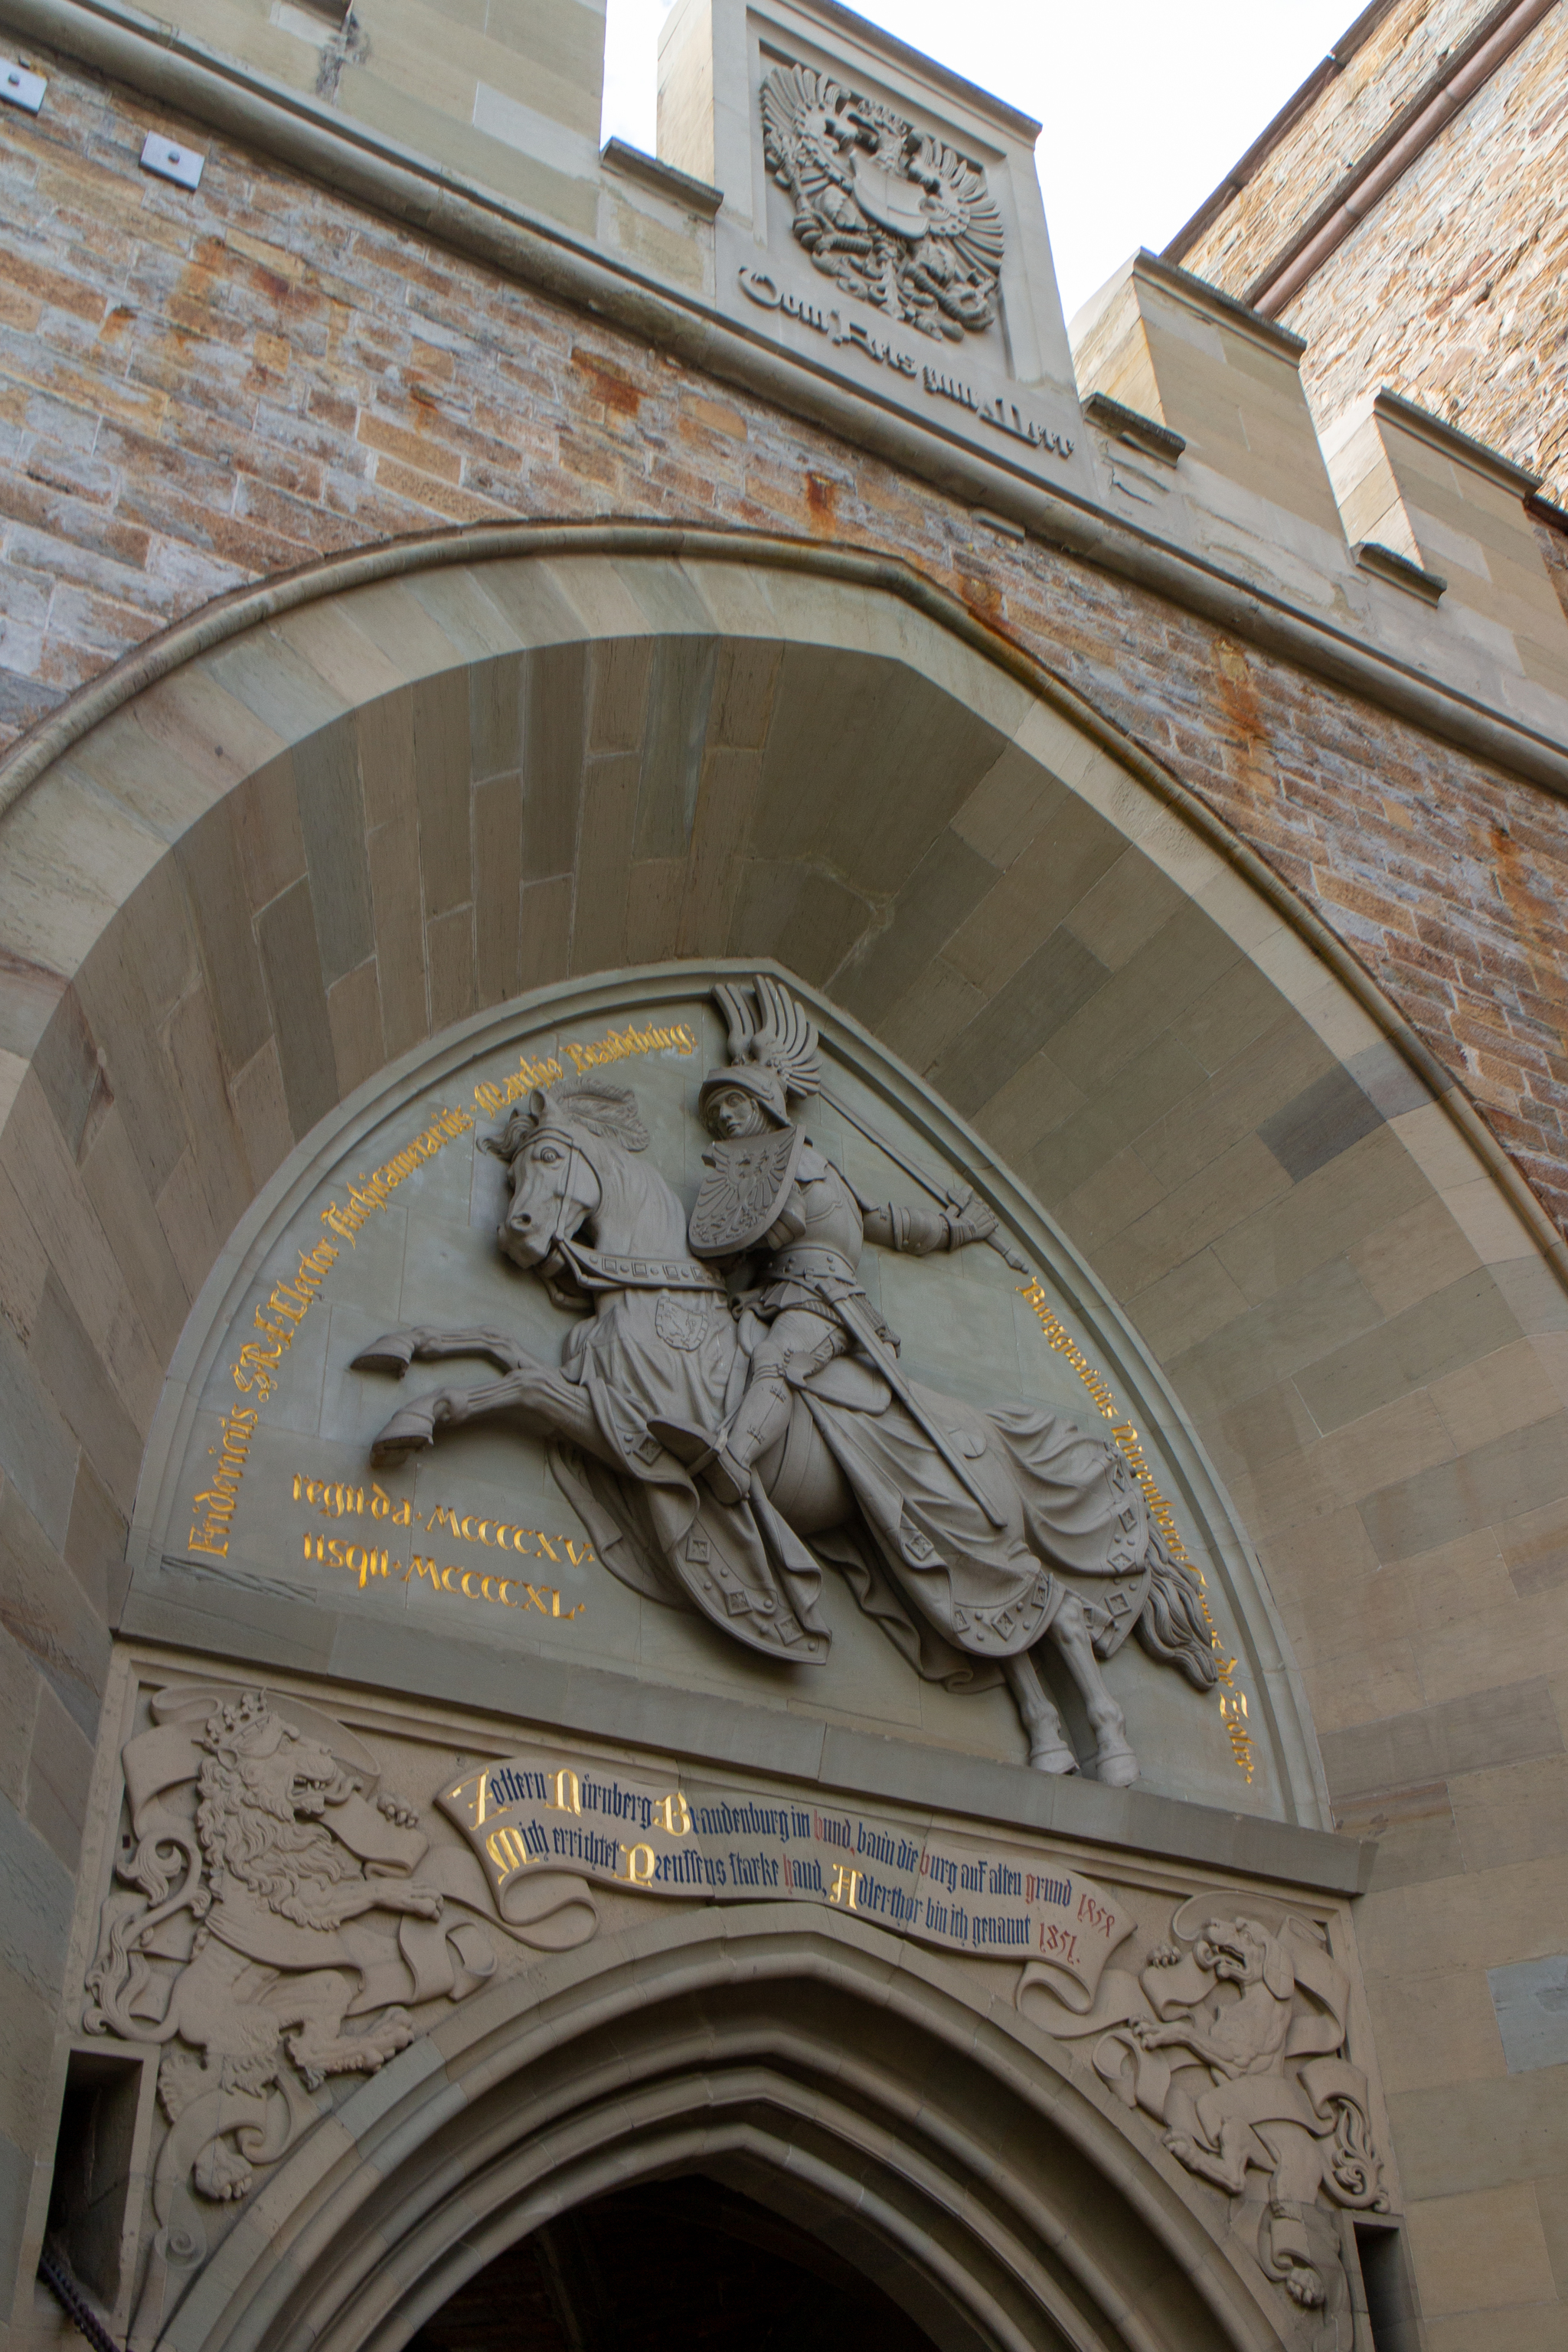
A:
[954,561,1004,633]
[1489,818,1568,1006]
[804,472,838,531]
[1212,641,1274,778]
[570,349,642,418]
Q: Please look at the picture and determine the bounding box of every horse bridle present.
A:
[510,1119,592,1271]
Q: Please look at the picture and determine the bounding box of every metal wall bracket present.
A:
[2,58,46,109]
[140,129,204,187]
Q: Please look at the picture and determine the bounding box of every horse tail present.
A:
[1136,1528,1220,1689]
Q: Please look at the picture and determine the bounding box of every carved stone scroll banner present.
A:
[442,1752,1132,2010]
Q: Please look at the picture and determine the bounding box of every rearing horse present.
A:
[354,1083,1218,1783]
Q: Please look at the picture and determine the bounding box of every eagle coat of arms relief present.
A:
[760,64,1004,342]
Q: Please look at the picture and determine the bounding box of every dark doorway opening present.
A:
[408,2175,942,2352]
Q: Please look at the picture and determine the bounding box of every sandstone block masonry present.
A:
[2,47,1567,1245]
[1178,0,1568,508]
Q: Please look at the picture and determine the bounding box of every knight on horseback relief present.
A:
[355,976,1219,1785]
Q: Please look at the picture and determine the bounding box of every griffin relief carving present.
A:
[1021,1899,1390,2314]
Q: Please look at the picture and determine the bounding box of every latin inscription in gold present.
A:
[1018,1279,1257,1782]
[289,1472,592,1616]
[472,1021,697,1116]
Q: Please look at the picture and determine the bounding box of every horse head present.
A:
[486,1081,688,1273]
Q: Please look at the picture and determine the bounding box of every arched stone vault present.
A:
[5,524,1567,2341]
[166,1906,1288,2352]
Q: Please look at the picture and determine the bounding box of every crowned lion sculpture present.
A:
[85,1688,499,2338]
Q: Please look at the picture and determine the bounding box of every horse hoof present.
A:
[371,1411,434,1465]
[1028,1743,1080,1775]
[354,1333,415,1377]
[1096,1743,1140,1788]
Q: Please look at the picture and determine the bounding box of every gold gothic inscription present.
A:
[298,1531,586,1616]
[291,1474,594,1566]
[1018,1280,1257,1782]
[185,1100,472,1557]
[320,1105,474,1246]
[472,1020,698,1116]
[443,1753,1132,2000]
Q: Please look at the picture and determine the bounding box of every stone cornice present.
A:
[1129,250,1308,361]
[2,0,1567,801]
[599,135,723,217]
[1374,384,1544,496]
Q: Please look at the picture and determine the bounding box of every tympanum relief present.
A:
[141,972,1282,1806]
[351,978,1218,1787]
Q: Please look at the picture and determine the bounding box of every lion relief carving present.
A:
[85,1685,590,2340]
[191,1704,436,1937]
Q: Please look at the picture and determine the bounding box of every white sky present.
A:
[601,0,1357,324]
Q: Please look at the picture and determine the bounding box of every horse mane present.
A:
[486,1081,650,1163]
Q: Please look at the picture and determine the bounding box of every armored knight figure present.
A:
[653,978,998,1504]
[359,973,1220,1780]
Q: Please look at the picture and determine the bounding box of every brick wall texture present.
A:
[1181,0,1568,508]
[2,38,1568,1269]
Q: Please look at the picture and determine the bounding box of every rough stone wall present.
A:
[2,41,1568,1269]
[1178,0,1495,292]
[1181,0,1568,507]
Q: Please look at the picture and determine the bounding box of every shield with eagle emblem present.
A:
[689,1125,804,1257]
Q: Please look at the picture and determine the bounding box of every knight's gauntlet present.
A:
[942,1191,998,1249]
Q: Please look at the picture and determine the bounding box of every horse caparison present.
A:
[354,1083,1217,1784]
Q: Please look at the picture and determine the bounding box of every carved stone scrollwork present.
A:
[1019,1897,1389,2315]
[760,64,1004,342]
[83,1687,595,2341]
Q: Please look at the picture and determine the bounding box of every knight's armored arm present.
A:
[861,1191,998,1256]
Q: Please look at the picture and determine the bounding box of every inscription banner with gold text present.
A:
[441,1753,1132,2009]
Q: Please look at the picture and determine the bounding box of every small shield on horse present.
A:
[689,1126,804,1257]
[655,1292,710,1351]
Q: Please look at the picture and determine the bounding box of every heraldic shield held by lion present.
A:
[351,978,1219,1785]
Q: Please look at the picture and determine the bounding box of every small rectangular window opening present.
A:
[1352,2218,1423,2352]
[46,2050,151,2326]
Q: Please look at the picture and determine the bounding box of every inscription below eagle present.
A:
[760,63,1004,342]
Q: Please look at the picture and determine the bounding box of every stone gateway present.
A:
[3,2,1567,2349]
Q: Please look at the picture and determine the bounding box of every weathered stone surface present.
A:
[0,11,1566,2318]
[1180,0,1568,509]
[3,51,1568,1253]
